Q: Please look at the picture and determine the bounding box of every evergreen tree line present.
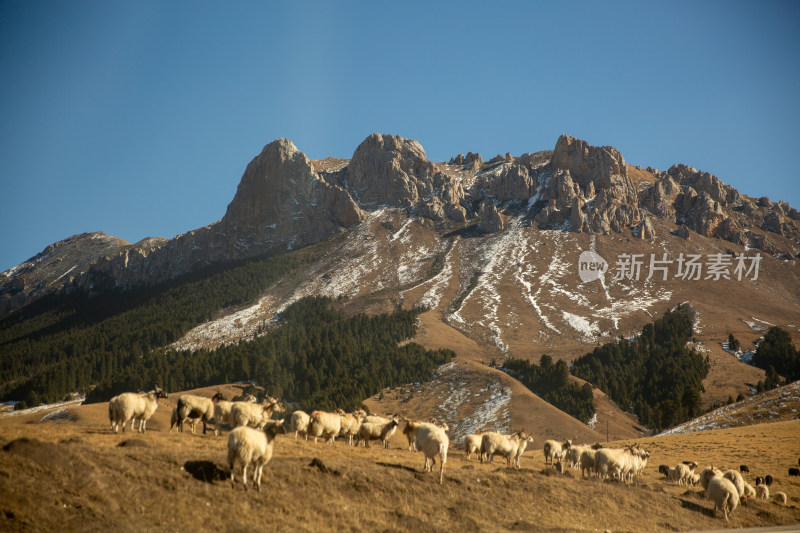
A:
[570,304,709,432]
[501,355,595,423]
[84,297,454,411]
[0,247,319,406]
[751,326,800,387]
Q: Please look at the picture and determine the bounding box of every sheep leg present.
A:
[255,464,263,492]
[242,464,249,490]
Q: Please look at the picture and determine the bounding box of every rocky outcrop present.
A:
[223,138,363,249]
[346,133,435,208]
[548,135,636,203]
[473,162,538,202]
[478,199,504,233]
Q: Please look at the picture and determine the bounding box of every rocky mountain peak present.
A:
[548,134,628,192]
[346,133,435,208]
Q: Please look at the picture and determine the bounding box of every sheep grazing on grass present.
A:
[658,464,670,477]
[543,439,572,467]
[291,410,310,440]
[743,482,756,501]
[700,468,739,522]
[172,392,220,435]
[774,492,787,505]
[357,418,399,448]
[309,410,343,444]
[228,420,286,491]
[755,484,769,500]
[108,387,166,434]
[739,464,749,473]
[411,422,449,484]
[667,463,695,486]
[788,467,800,477]
[337,408,366,446]
[723,470,746,500]
[231,398,281,430]
[594,445,648,483]
[765,474,774,486]
[464,433,483,461]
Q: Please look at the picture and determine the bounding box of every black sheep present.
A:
[765,474,774,486]
[739,464,749,473]
[789,467,800,477]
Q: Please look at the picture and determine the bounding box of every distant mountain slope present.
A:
[658,380,800,435]
[2,133,799,436]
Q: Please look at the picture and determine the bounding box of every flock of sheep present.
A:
[657,461,790,521]
[106,387,793,521]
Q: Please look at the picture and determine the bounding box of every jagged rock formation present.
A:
[222,138,363,248]
[478,199,504,233]
[2,132,798,317]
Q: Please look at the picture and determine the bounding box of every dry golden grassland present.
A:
[1,390,798,532]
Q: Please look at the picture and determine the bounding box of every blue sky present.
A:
[1,1,798,272]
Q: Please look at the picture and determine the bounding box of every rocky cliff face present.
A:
[2,132,798,317]
[0,232,131,315]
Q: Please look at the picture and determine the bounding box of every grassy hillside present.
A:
[0,389,798,532]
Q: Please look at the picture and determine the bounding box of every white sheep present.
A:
[480,431,526,467]
[214,391,256,436]
[543,439,572,467]
[228,420,286,491]
[357,418,399,448]
[512,435,534,469]
[108,387,165,434]
[594,445,647,482]
[364,414,391,425]
[579,449,597,478]
[755,484,769,500]
[774,492,787,505]
[668,463,695,486]
[172,393,219,434]
[402,419,424,451]
[743,482,756,500]
[337,408,365,446]
[411,422,449,484]
[464,431,483,461]
[626,446,649,482]
[701,468,739,522]
[566,444,592,470]
[291,410,311,440]
[308,410,343,444]
[231,398,280,430]
[723,470,746,499]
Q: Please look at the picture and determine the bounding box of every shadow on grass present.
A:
[184,460,227,483]
[678,497,715,518]
[376,461,419,474]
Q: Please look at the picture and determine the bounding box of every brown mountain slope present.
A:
[0,396,798,532]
